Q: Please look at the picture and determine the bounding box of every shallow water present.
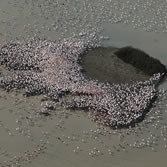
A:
[0,0,167,167]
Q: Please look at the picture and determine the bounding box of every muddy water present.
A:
[0,0,167,167]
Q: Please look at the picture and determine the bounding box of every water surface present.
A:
[0,0,167,166]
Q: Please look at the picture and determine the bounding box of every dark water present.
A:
[0,0,167,166]
[80,47,151,84]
